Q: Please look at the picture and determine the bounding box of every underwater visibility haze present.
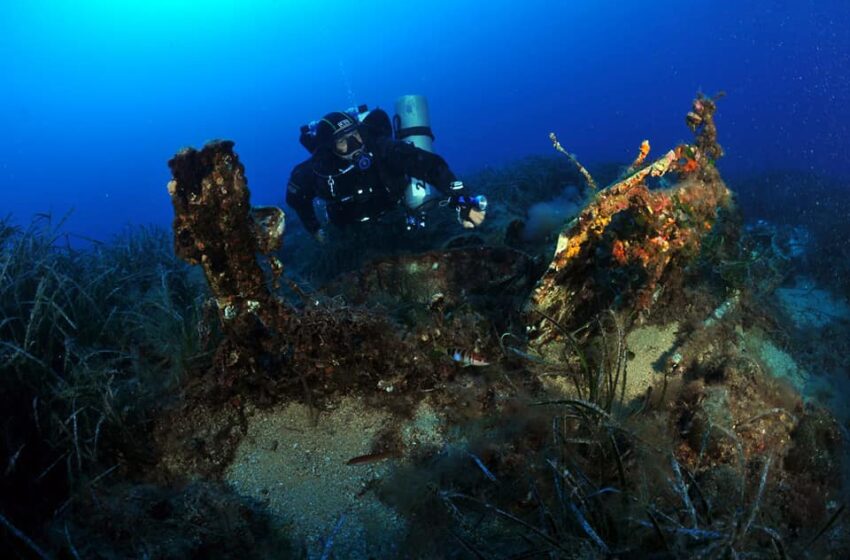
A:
[2,1,850,558]
[2,0,849,239]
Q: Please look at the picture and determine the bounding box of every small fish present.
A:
[346,450,396,465]
[468,452,498,482]
[448,348,490,367]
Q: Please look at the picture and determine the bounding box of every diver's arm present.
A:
[285,164,322,236]
[378,138,485,228]
[286,183,321,236]
[377,138,461,195]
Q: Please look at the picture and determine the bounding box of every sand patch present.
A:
[224,397,405,558]
[623,322,680,402]
[743,329,850,426]
[746,332,811,394]
[539,322,680,403]
[777,278,850,329]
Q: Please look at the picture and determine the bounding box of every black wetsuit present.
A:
[286,123,463,235]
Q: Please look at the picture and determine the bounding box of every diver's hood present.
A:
[316,111,359,146]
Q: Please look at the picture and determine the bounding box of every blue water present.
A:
[2,0,848,241]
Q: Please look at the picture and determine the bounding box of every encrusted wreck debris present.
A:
[150,95,848,557]
[526,93,734,359]
[164,140,538,406]
[167,140,290,379]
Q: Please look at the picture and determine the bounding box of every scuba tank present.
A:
[394,95,439,218]
[394,94,434,152]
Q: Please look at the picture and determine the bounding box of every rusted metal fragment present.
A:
[251,206,286,255]
[526,96,733,359]
[686,91,724,163]
[167,140,290,376]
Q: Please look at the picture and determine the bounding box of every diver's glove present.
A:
[450,194,488,229]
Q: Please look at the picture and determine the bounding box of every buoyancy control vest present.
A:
[312,159,398,226]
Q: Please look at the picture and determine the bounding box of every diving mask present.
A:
[334,130,364,159]
[334,130,372,170]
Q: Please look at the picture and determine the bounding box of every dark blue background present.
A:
[2,0,848,241]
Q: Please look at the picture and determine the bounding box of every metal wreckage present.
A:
[155,94,847,557]
[164,95,729,398]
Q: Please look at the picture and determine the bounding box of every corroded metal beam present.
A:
[167,140,288,375]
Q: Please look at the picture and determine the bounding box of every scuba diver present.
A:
[286,96,486,243]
